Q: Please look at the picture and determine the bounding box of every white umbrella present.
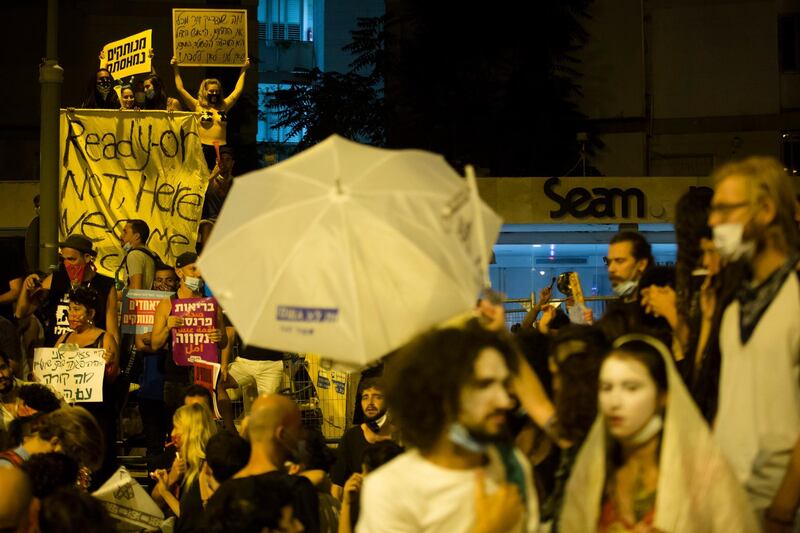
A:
[198,134,502,366]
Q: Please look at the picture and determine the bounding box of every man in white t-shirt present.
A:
[357,322,539,533]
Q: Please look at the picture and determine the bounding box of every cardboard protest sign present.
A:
[59,110,209,277]
[33,347,105,403]
[173,8,247,66]
[93,466,164,531]
[171,297,219,365]
[193,360,222,419]
[121,290,173,335]
[102,29,153,79]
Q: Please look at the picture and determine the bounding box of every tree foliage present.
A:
[263,17,386,151]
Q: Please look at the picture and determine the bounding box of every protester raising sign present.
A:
[102,29,153,79]
[121,289,174,335]
[32,347,105,403]
[59,110,209,277]
[171,297,219,365]
[172,8,247,66]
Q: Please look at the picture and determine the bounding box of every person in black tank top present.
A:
[52,285,120,489]
[16,234,119,348]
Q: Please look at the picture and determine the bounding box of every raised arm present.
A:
[15,273,52,320]
[105,288,120,345]
[148,48,157,76]
[223,58,250,108]
[171,56,198,110]
[151,298,180,351]
[513,355,557,432]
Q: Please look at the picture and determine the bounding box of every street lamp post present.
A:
[38,0,64,272]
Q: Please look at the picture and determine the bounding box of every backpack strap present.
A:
[115,247,162,288]
[0,449,25,467]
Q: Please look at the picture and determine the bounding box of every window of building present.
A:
[258,0,314,42]
[779,14,800,73]
[258,83,304,144]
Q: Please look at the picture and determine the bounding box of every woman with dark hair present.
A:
[53,285,119,486]
[538,325,607,530]
[119,85,138,111]
[55,286,118,377]
[81,68,119,109]
[143,74,182,111]
[561,334,758,532]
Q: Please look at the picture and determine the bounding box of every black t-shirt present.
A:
[206,472,320,533]
[41,269,115,346]
[330,425,370,487]
[176,479,205,533]
[0,244,26,322]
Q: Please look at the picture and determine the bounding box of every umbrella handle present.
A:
[465,165,491,290]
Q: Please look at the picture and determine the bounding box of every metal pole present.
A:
[38,0,63,272]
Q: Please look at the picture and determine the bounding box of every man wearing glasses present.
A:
[708,156,800,530]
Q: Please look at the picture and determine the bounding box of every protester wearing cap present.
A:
[150,252,227,418]
[16,234,119,347]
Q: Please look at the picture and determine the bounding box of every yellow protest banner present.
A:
[103,29,153,79]
[173,8,248,67]
[59,110,210,277]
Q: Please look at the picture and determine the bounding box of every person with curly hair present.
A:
[38,487,117,533]
[0,405,104,491]
[204,475,304,533]
[540,325,608,530]
[21,452,79,498]
[357,321,539,533]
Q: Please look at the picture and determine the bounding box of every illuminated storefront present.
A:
[477,176,714,319]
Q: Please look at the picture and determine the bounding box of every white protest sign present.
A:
[93,466,165,531]
[103,29,153,79]
[33,347,105,403]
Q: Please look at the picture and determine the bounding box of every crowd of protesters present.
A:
[2,63,799,532]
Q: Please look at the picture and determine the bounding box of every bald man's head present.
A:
[0,468,33,530]
[248,394,301,443]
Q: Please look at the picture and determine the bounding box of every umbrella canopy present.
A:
[198,135,502,366]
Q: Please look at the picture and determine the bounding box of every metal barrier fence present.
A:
[503,295,620,326]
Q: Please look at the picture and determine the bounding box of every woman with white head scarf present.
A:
[560,333,759,532]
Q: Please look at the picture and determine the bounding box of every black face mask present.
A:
[97,78,112,90]
[208,94,220,105]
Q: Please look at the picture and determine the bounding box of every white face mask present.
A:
[612,280,638,297]
[184,276,203,292]
[122,242,132,252]
[712,223,755,262]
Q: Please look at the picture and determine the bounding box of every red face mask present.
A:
[65,262,87,285]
